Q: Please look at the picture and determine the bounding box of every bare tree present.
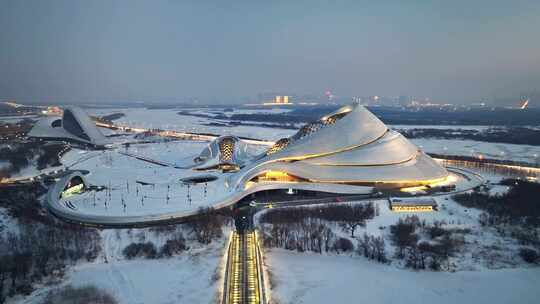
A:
[372,236,386,262]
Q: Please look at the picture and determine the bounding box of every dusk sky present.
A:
[1,0,539,104]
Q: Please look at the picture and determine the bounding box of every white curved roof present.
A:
[230,103,448,189]
[46,171,373,226]
[264,103,388,161]
[235,152,447,186]
[64,107,108,145]
[302,130,418,166]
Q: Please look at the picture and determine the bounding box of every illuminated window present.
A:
[266,138,290,155]
[218,137,235,162]
[252,171,306,183]
[265,109,350,156]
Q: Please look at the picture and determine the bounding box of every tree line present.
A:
[259,203,376,235]
[454,178,540,264]
[259,203,378,256]
[0,184,101,303]
[0,141,67,178]
[0,222,101,303]
[453,178,540,226]
[122,230,189,260]
[121,207,231,260]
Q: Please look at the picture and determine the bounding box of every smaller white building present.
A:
[388,197,437,212]
[28,106,109,147]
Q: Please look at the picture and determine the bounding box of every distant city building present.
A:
[272,96,290,104]
[259,95,293,105]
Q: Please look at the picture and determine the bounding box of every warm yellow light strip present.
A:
[306,153,416,167]
[268,129,389,163]
[229,233,242,304]
[391,206,434,212]
[264,171,290,179]
[245,232,260,304]
[307,175,449,185]
[400,185,428,193]
[226,231,263,304]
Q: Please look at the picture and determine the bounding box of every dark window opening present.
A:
[51,119,62,128]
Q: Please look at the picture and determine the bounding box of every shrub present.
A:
[428,256,441,271]
[42,285,117,304]
[333,237,354,253]
[357,233,387,263]
[122,242,157,259]
[159,238,188,257]
[188,207,225,244]
[390,218,418,258]
[427,226,448,239]
[519,248,539,264]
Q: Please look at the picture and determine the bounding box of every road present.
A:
[223,231,266,304]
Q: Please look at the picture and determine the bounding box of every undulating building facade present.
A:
[46,103,455,226]
[226,103,449,192]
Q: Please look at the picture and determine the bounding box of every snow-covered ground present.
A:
[2,157,63,181]
[85,107,540,164]
[259,188,526,273]
[366,194,526,270]
[87,107,296,141]
[266,249,540,304]
[63,254,221,304]
[10,227,230,304]
[0,207,19,238]
[63,230,227,304]
[0,115,39,123]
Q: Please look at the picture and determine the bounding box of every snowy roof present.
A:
[230,103,449,189]
[389,197,437,206]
